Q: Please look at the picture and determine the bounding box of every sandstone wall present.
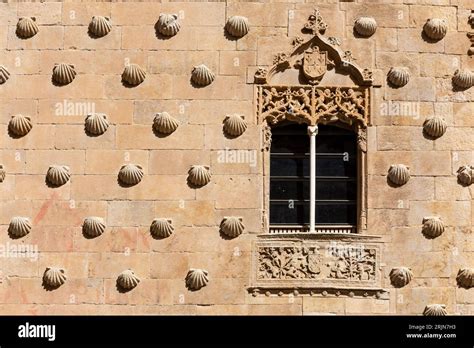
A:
[0,0,472,315]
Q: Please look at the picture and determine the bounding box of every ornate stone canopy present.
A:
[255,9,373,130]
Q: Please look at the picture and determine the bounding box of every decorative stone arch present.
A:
[256,9,374,235]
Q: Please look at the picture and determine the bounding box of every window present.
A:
[269,122,358,232]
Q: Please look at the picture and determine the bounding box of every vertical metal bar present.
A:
[307,125,318,233]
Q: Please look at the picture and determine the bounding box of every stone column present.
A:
[307,125,318,233]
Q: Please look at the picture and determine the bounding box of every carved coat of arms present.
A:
[302,47,328,83]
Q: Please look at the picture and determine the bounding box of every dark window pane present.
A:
[271,134,309,153]
[270,157,309,177]
[316,180,357,200]
[315,202,357,225]
[316,135,357,154]
[270,180,310,200]
[270,202,309,225]
[316,155,357,177]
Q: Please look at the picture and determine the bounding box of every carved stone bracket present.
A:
[250,239,384,294]
[257,85,370,128]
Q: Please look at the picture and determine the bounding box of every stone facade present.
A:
[0,0,473,315]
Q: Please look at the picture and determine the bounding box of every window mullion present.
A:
[307,125,318,233]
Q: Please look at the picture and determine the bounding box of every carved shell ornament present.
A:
[422,216,444,239]
[354,17,377,37]
[52,63,76,86]
[191,64,215,86]
[117,270,140,290]
[387,164,410,186]
[85,113,109,136]
[223,114,247,137]
[423,304,447,316]
[457,165,473,185]
[387,67,410,87]
[225,16,249,38]
[0,165,5,183]
[8,217,31,238]
[153,112,179,135]
[118,164,144,186]
[16,17,39,39]
[423,116,447,138]
[452,69,474,89]
[185,269,209,291]
[46,165,70,187]
[456,268,474,289]
[188,165,211,187]
[9,115,32,137]
[122,64,146,86]
[82,217,106,238]
[389,267,413,288]
[0,65,10,84]
[150,218,174,239]
[423,18,447,40]
[89,16,112,37]
[43,267,66,288]
[156,13,181,37]
[220,217,245,238]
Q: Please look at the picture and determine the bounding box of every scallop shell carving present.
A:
[423,304,447,316]
[220,217,245,238]
[185,269,209,291]
[150,218,174,239]
[117,270,140,290]
[0,165,5,183]
[85,113,109,136]
[354,17,377,37]
[0,65,10,84]
[387,67,410,87]
[122,64,146,86]
[423,116,447,138]
[422,216,445,239]
[43,267,66,288]
[153,112,179,135]
[52,63,76,85]
[423,18,448,40]
[456,268,474,289]
[8,216,31,238]
[223,114,247,137]
[16,17,39,39]
[191,64,215,86]
[457,165,474,185]
[156,13,181,37]
[46,165,70,187]
[225,16,249,38]
[82,217,106,238]
[387,164,410,186]
[9,114,32,137]
[89,16,112,38]
[389,267,413,288]
[118,164,144,186]
[188,165,211,187]
[452,69,474,89]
